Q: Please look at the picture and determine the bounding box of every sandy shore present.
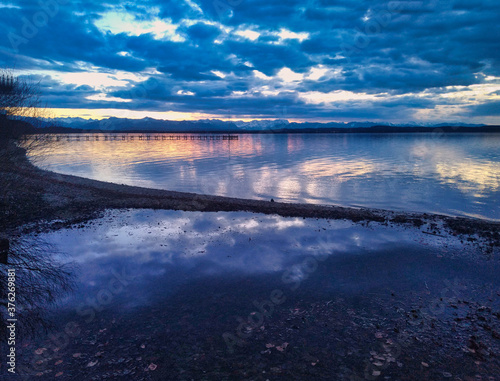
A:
[1,141,499,250]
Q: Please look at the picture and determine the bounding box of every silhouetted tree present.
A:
[0,235,75,339]
[0,70,42,140]
[0,71,40,117]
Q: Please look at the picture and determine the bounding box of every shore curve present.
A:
[1,142,499,250]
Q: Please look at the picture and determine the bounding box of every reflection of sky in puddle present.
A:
[28,133,500,219]
[20,213,500,380]
[42,209,478,315]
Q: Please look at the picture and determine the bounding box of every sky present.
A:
[1,0,500,123]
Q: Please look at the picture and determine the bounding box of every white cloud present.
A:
[421,80,500,104]
[94,9,185,42]
[235,29,260,41]
[177,90,195,96]
[55,71,143,90]
[184,0,203,14]
[86,94,132,103]
[211,70,226,78]
[306,66,329,81]
[278,68,304,83]
[253,70,272,80]
[277,28,309,42]
[300,90,381,104]
[0,3,20,8]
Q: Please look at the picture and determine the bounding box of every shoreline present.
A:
[2,141,499,249]
[20,121,500,135]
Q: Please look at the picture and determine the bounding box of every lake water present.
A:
[27,133,500,220]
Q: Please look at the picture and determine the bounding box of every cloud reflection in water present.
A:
[29,133,500,219]
[41,209,459,313]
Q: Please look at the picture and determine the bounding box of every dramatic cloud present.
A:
[1,0,499,123]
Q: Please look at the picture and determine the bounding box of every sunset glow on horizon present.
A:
[2,1,500,124]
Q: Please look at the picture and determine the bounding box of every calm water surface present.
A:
[28,133,500,219]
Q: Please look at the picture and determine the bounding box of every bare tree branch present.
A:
[0,70,41,119]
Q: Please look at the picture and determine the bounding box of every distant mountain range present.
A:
[22,116,498,133]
